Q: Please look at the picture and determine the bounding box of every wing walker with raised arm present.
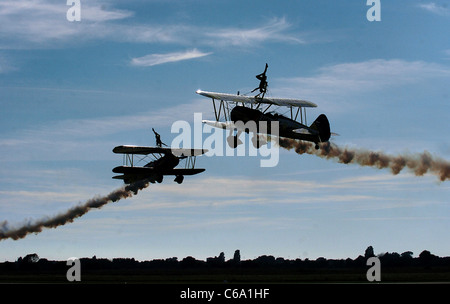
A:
[197,64,335,150]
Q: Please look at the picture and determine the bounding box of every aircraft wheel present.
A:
[315,144,320,150]
[174,175,184,184]
[156,175,163,183]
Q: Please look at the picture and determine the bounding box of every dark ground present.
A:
[1,248,449,284]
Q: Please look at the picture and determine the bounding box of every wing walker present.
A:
[112,64,335,184]
[197,63,334,150]
[112,130,207,185]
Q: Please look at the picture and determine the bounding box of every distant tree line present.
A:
[1,247,449,274]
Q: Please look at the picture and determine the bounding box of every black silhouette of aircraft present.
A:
[197,64,335,150]
[112,131,206,185]
[197,90,332,150]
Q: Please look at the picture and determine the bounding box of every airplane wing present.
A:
[113,145,207,156]
[196,90,317,108]
[171,148,208,157]
[112,166,205,175]
[202,120,236,130]
[112,146,172,155]
[165,168,206,175]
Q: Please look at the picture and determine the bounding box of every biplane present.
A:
[112,132,207,185]
[196,90,331,150]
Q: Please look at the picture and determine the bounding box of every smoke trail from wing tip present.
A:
[277,138,450,182]
[0,179,151,241]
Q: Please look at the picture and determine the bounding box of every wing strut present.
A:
[123,154,134,167]
[212,98,230,122]
[289,106,307,124]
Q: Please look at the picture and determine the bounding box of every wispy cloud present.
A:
[203,17,305,47]
[101,172,439,215]
[276,59,450,94]
[0,1,307,50]
[0,99,211,161]
[0,0,134,48]
[272,59,450,111]
[417,2,450,16]
[130,49,212,67]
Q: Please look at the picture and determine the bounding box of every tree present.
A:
[419,250,438,266]
[401,251,413,259]
[218,252,225,263]
[233,250,241,264]
[364,246,375,258]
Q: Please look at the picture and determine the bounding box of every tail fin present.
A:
[310,114,331,142]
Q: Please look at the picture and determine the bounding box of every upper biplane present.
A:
[196,64,333,150]
[112,130,207,185]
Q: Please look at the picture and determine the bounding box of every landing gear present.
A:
[315,143,320,150]
[174,175,184,184]
[156,174,163,183]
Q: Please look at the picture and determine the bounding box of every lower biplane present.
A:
[112,132,207,185]
[196,90,332,150]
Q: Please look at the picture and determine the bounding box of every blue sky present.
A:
[0,0,449,262]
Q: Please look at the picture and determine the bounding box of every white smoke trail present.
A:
[278,139,450,182]
[0,180,150,241]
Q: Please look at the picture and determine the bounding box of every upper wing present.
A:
[170,148,208,157]
[196,90,317,108]
[112,145,172,155]
[113,145,207,156]
[196,90,252,104]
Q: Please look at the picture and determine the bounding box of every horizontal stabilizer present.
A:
[292,127,319,135]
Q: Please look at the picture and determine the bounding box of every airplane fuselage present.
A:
[230,106,330,145]
[144,153,179,170]
[116,153,180,184]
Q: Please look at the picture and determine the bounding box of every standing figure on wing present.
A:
[251,63,269,98]
[152,128,167,148]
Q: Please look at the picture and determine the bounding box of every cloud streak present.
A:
[203,17,305,47]
[274,59,450,97]
[0,1,305,50]
[0,99,211,161]
[130,49,212,67]
[271,59,450,114]
[0,0,133,47]
[417,2,450,16]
